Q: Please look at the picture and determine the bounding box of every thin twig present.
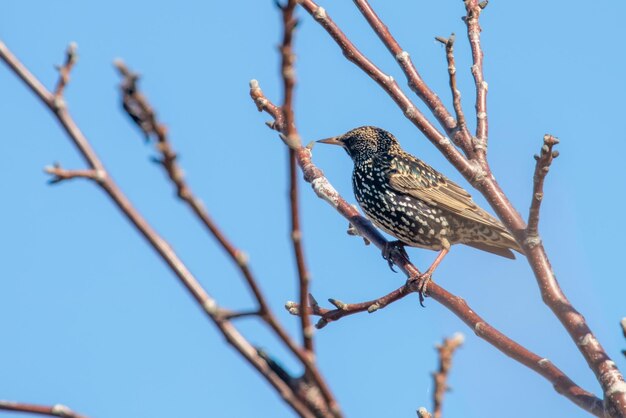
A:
[295,2,626,414]
[435,34,468,151]
[113,61,187,197]
[53,42,77,100]
[0,40,319,418]
[432,333,464,418]
[44,164,101,184]
[526,134,559,241]
[352,0,472,153]
[286,284,414,329]
[278,0,315,355]
[0,401,87,418]
[249,80,604,417]
[463,0,488,158]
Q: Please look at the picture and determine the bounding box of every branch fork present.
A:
[286,286,414,329]
[44,163,103,185]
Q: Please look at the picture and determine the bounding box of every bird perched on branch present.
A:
[318,126,523,278]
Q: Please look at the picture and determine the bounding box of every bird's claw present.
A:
[382,241,409,272]
[407,272,432,307]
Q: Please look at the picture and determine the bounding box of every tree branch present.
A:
[435,34,468,152]
[432,333,464,418]
[293,2,626,414]
[0,40,322,418]
[277,0,315,355]
[0,401,87,418]
[526,134,559,241]
[113,58,339,418]
[463,0,489,158]
[53,42,77,101]
[44,164,101,185]
[249,80,604,417]
[115,55,344,417]
[286,285,414,329]
[113,58,308,359]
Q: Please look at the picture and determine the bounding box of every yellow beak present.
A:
[316,136,344,147]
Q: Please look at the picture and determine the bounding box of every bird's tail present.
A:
[465,230,524,260]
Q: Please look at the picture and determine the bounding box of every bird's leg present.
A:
[420,247,449,281]
[381,240,409,272]
[408,247,449,306]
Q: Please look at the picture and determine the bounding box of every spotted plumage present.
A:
[318,126,523,263]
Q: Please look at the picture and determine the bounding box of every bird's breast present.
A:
[351,164,450,250]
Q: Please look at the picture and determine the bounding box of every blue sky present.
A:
[1,1,625,417]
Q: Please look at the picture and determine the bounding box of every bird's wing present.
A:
[386,155,506,231]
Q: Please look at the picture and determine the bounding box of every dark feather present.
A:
[464,241,516,259]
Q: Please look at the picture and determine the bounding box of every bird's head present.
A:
[317,126,399,164]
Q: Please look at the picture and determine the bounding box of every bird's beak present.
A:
[316,136,344,147]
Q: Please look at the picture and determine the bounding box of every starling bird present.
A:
[318,126,523,277]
